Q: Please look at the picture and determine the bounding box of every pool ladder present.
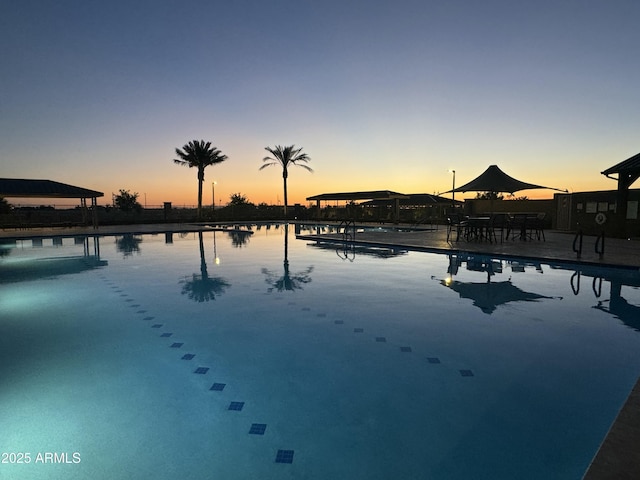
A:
[339,219,356,242]
[572,230,605,259]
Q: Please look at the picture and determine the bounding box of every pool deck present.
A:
[2,221,640,478]
[295,223,640,269]
[2,221,638,268]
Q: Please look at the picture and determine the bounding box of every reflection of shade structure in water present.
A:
[569,265,640,332]
[179,232,229,302]
[443,279,555,315]
[262,226,313,292]
[594,289,640,331]
[307,241,408,261]
[442,254,557,314]
[0,239,16,257]
[0,236,107,283]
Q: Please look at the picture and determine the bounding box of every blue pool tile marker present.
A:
[160,333,172,337]
[142,316,153,320]
[249,423,267,435]
[375,337,386,342]
[334,320,344,324]
[228,401,244,411]
[275,450,294,464]
[170,342,183,348]
[182,353,195,360]
[459,369,474,377]
[317,313,327,317]
[354,328,364,333]
[427,357,441,364]
[194,367,209,374]
[151,324,163,328]
[210,383,226,391]
[400,346,412,352]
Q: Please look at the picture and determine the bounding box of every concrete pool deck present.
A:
[1,221,639,478]
[2,221,639,268]
[295,223,640,269]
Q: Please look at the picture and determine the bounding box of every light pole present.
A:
[449,169,456,206]
[212,181,217,212]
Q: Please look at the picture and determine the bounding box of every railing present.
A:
[573,230,606,259]
[338,219,356,242]
[335,242,356,262]
[572,230,583,258]
[595,231,605,258]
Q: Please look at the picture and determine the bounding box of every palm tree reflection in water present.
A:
[262,226,313,292]
[115,234,142,257]
[228,230,252,248]
[180,232,230,302]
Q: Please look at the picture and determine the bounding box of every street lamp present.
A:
[448,169,456,206]
[212,181,217,211]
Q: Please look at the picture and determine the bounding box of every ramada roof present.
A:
[0,178,104,199]
[306,190,408,201]
[601,152,640,176]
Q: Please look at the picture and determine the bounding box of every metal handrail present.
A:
[570,271,580,295]
[595,231,605,258]
[572,230,583,258]
[338,219,356,242]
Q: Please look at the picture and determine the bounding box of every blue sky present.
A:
[1,0,639,206]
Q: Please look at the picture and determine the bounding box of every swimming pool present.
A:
[1,223,639,479]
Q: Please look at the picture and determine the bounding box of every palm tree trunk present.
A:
[282,169,288,219]
[197,169,204,220]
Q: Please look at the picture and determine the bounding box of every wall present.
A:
[556,189,640,237]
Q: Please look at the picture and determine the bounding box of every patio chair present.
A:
[446,214,468,242]
[507,213,528,240]
[527,213,546,241]
[488,213,509,243]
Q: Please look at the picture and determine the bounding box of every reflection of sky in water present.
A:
[1,224,640,480]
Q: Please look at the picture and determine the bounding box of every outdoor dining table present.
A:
[507,213,545,241]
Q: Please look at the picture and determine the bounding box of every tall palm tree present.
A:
[174,140,227,220]
[259,145,312,219]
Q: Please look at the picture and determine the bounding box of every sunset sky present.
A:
[1,0,639,207]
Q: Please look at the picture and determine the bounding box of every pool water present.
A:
[1,224,640,479]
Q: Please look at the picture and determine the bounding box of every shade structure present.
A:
[306,190,408,201]
[0,178,104,198]
[442,165,567,195]
[0,178,104,228]
[360,193,458,207]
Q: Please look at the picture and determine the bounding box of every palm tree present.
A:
[174,140,227,220]
[259,145,312,219]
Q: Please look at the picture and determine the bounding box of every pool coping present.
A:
[582,377,640,480]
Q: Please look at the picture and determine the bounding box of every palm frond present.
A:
[174,140,228,169]
[260,144,313,171]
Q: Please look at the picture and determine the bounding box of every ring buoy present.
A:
[595,213,607,225]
